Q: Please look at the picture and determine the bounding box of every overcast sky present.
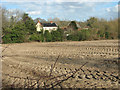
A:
[1,0,120,21]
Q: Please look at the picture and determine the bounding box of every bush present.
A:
[51,31,61,41]
[67,34,79,41]
[105,32,109,39]
[67,30,90,41]
[44,30,52,42]
[29,33,44,42]
[3,30,26,43]
[2,34,12,44]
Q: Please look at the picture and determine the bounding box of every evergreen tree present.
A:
[3,22,28,43]
[57,27,64,41]
[51,31,61,41]
[22,13,36,34]
[44,30,52,42]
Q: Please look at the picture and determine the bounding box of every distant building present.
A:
[67,21,81,29]
[36,21,58,32]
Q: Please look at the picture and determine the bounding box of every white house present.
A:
[36,21,43,32]
[36,21,58,32]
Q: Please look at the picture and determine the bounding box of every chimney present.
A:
[50,21,53,24]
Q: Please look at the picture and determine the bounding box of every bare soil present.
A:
[1,40,120,88]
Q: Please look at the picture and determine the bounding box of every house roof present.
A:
[37,21,42,24]
[43,23,57,27]
[38,21,41,23]
[67,21,81,28]
[76,23,81,28]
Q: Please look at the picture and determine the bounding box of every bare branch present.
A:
[46,62,88,88]
[2,44,10,53]
[49,55,60,76]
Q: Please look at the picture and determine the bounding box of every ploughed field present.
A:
[2,40,120,88]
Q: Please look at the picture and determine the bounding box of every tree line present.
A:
[67,17,118,41]
[1,7,119,44]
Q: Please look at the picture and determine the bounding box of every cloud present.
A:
[69,5,81,8]
[102,4,118,19]
[26,11,41,15]
[1,1,119,21]
[57,0,119,2]
[68,9,75,12]
[106,4,119,13]
[106,8,111,12]
[1,0,119,2]
[113,5,118,12]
